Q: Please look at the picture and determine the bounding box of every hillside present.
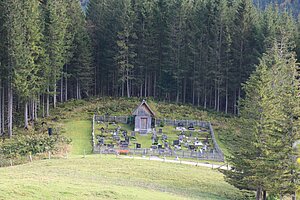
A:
[0,98,254,200]
[0,155,252,200]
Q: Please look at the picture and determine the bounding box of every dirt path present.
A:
[121,156,230,170]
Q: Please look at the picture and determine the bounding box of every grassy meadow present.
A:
[0,155,252,200]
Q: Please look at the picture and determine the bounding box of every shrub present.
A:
[0,134,71,158]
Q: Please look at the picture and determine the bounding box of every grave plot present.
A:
[150,124,214,152]
[94,120,214,153]
[94,121,135,149]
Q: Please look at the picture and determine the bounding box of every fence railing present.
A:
[155,119,209,128]
[92,115,96,150]
[208,122,223,156]
[94,147,224,162]
[95,115,128,124]
[92,115,225,161]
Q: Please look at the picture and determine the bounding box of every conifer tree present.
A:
[44,0,69,109]
[115,0,137,98]
[224,40,300,199]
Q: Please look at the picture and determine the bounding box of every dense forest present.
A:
[0,0,299,137]
[87,0,299,113]
[0,0,93,137]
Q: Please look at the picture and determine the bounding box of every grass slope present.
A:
[63,120,92,155]
[0,155,250,200]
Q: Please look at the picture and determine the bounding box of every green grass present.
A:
[63,120,92,155]
[0,155,252,200]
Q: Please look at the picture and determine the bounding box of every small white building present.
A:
[132,100,155,134]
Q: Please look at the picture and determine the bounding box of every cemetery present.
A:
[92,100,224,161]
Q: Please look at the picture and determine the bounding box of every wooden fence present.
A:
[94,147,224,162]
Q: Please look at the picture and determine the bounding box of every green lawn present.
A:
[63,120,92,155]
[0,155,252,200]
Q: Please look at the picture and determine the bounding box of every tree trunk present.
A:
[237,87,241,115]
[0,83,2,135]
[42,94,45,118]
[233,89,237,115]
[214,82,217,110]
[121,72,125,97]
[8,83,13,138]
[225,81,228,114]
[79,83,81,99]
[60,76,63,103]
[176,86,180,104]
[292,192,296,200]
[256,187,262,200]
[217,82,220,112]
[153,72,157,98]
[34,100,38,120]
[24,101,28,129]
[262,191,266,200]
[204,88,207,109]
[144,73,147,97]
[2,87,4,134]
[140,83,143,97]
[183,78,186,104]
[46,86,50,117]
[31,100,35,129]
[76,79,79,99]
[53,82,57,108]
[197,92,200,107]
[126,72,130,98]
[65,64,68,101]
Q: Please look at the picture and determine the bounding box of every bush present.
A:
[0,133,71,158]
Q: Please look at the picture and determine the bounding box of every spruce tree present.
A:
[223,40,300,199]
[115,0,137,98]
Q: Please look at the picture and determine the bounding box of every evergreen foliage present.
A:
[223,39,300,199]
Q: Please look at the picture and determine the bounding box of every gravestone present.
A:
[100,127,105,133]
[189,145,195,150]
[99,137,105,145]
[113,135,120,141]
[177,122,184,127]
[158,144,163,149]
[151,145,158,149]
[162,134,168,141]
[131,132,136,137]
[152,134,157,144]
[120,141,129,148]
[125,136,130,143]
[107,144,114,148]
[173,140,180,146]
[164,142,169,148]
[48,128,53,136]
[189,132,192,137]
[136,143,141,149]
[179,135,184,141]
[122,131,127,137]
[195,141,203,146]
[158,128,163,134]
[188,123,195,130]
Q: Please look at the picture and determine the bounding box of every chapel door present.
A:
[141,118,147,129]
